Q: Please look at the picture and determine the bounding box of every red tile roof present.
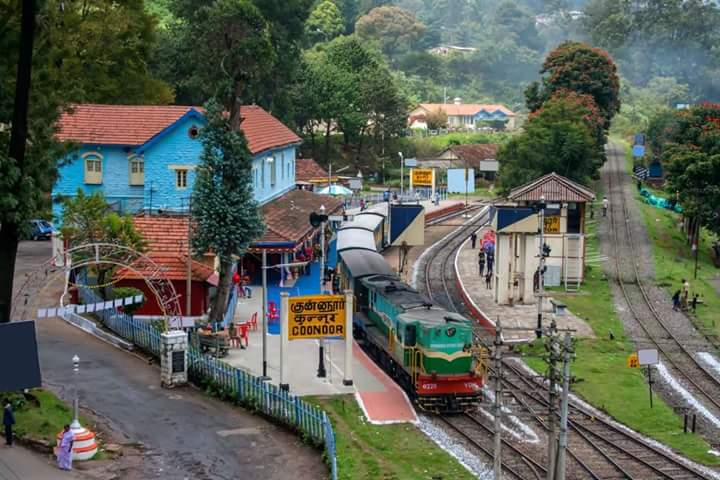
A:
[416,103,515,117]
[254,189,342,247]
[295,158,329,183]
[508,172,596,203]
[447,144,499,165]
[115,215,216,283]
[56,104,301,155]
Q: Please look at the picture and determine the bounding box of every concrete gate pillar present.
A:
[161,330,188,388]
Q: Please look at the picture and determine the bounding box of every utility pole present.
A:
[546,319,559,480]
[555,332,573,480]
[186,196,192,325]
[493,317,503,480]
[317,205,327,378]
[536,195,547,338]
[261,249,269,380]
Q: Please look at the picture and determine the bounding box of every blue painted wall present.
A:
[53,113,299,223]
[142,115,205,212]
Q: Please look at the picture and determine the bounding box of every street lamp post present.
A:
[71,355,80,429]
[318,205,327,378]
[398,152,404,200]
[536,195,547,339]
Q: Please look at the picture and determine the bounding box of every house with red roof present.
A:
[408,99,516,130]
[52,104,302,220]
[114,215,218,318]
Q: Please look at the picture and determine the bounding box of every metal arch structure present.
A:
[11,243,182,328]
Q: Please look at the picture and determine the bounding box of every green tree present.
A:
[498,95,600,190]
[305,0,345,45]
[192,101,264,324]
[113,287,146,316]
[157,0,311,118]
[355,6,426,59]
[60,190,146,297]
[525,41,620,129]
[425,108,448,130]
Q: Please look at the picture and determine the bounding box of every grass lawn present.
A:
[307,395,475,480]
[9,389,77,444]
[520,203,720,465]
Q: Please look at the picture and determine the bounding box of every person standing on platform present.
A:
[3,403,14,446]
[602,196,609,217]
[470,232,477,249]
[682,278,690,310]
[56,424,74,470]
[478,251,486,277]
[486,250,495,273]
[485,271,493,290]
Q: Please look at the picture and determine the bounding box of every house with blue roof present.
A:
[53,104,302,221]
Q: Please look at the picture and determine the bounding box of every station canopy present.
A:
[339,249,395,279]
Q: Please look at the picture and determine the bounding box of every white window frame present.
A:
[175,169,188,189]
[83,151,103,184]
[128,154,144,186]
[268,156,276,187]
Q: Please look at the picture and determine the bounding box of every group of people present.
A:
[672,278,700,312]
[4,403,75,471]
[471,232,495,290]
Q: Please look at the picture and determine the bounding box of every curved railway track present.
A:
[417,186,714,479]
[605,145,720,427]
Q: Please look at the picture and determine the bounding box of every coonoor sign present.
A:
[288,294,346,340]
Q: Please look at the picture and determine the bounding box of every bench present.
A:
[550,299,567,316]
[198,333,230,357]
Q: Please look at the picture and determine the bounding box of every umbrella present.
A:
[317,185,353,196]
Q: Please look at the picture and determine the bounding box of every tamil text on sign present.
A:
[289,295,346,340]
[544,215,561,234]
[412,168,433,187]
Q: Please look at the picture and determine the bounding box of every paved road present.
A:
[13,240,326,480]
[0,444,79,480]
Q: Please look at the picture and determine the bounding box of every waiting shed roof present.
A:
[507,172,595,203]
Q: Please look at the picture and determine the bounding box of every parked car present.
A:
[28,219,53,240]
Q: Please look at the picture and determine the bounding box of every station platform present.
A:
[455,226,595,342]
[226,290,417,424]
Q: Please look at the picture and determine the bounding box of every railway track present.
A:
[605,145,720,431]
[439,413,547,480]
[417,185,714,479]
[501,359,709,479]
[418,203,493,316]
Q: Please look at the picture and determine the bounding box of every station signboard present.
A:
[411,168,433,187]
[544,215,561,234]
[288,294,346,340]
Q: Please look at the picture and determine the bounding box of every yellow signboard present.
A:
[288,294,346,340]
[627,353,640,369]
[411,168,433,187]
[544,215,561,234]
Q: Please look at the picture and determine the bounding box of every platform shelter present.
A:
[506,172,595,288]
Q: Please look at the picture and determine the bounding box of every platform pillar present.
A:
[161,330,187,388]
[343,290,354,386]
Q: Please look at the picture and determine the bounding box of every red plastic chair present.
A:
[238,322,250,348]
[249,312,258,331]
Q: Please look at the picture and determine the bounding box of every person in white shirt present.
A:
[602,196,609,217]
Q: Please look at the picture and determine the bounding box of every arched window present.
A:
[128,154,144,185]
[83,152,103,184]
